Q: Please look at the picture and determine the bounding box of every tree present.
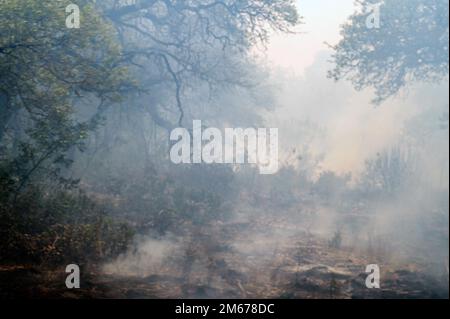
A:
[329,0,449,104]
[98,0,299,129]
[1,0,300,193]
[68,0,300,176]
[359,147,413,197]
[0,0,131,193]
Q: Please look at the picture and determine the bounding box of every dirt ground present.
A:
[1,212,448,299]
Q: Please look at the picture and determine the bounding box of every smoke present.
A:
[267,51,449,177]
[99,37,448,299]
[103,235,181,278]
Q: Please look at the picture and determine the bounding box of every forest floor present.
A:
[1,209,448,299]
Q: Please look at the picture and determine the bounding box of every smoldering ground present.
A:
[94,49,449,298]
[99,163,448,298]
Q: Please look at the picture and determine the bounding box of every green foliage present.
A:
[84,163,235,236]
[329,0,449,103]
[0,0,131,192]
[0,182,134,265]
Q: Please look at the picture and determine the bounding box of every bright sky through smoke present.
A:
[266,0,355,74]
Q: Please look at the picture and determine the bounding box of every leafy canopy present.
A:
[329,0,449,104]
